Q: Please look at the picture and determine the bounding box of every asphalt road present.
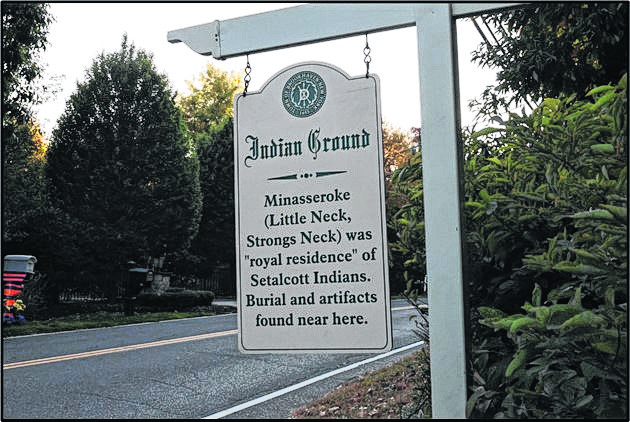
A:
[2,298,427,419]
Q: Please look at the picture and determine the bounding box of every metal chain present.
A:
[363,34,372,78]
[243,54,252,96]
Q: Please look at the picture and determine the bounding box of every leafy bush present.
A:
[20,272,56,320]
[465,75,627,418]
[388,151,427,296]
[135,289,214,311]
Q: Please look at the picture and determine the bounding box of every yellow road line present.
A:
[4,304,426,370]
[3,330,237,370]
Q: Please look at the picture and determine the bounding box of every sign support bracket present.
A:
[168,3,522,418]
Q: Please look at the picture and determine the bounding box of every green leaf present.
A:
[559,310,607,335]
[569,287,582,307]
[509,317,544,335]
[565,209,615,221]
[592,341,618,355]
[586,84,614,97]
[486,157,503,166]
[548,303,583,326]
[478,306,507,320]
[505,348,528,378]
[465,201,484,209]
[604,287,615,309]
[466,387,489,417]
[471,127,505,138]
[599,204,627,222]
[572,248,603,262]
[593,90,617,108]
[535,307,551,326]
[597,223,627,236]
[580,362,608,382]
[552,262,608,276]
[481,314,522,330]
[590,144,615,154]
[532,283,542,307]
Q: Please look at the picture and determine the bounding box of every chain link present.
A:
[363,34,372,78]
[243,54,252,96]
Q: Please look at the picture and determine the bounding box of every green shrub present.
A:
[388,151,427,297]
[465,75,627,418]
[135,290,214,311]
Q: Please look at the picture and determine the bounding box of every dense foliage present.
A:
[135,289,214,311]
[3,120,48,245]
[175,64,241,139]
[382,124,417,294]
[465,75,627,418]
[172,64,240,283]
[183,120,236,279]
[388,69,627,421]
[45,36,202,292]
[386,4,628,417]
[471,2,628,116]
[1,2,53,127]
[388,149,426,297]
[2,3,52,246]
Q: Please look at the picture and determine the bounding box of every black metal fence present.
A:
[170,266,236,297]
[56,265,236,303]
[56,274,114,303]
[58,287,109,302]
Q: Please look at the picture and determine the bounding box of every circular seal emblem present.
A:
[282,71,326,118]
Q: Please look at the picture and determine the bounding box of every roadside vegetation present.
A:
[1,309,217,338]
[464,75,627,418]
[3,286,218,337]
[388,4,627,418]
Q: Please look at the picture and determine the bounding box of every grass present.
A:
[2,309,217,337]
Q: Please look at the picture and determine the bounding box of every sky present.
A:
[35,2,499,138]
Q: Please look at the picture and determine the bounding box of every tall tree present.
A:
[2,3,53,246]
[46,35,202,273]
[382,121,414,212]
[470,2,628,115]
[176,63,241,140]
[176,64,241,276]
[186,120,235,278]
[3,119,47,245]
[1,2,53,128]
[175,64,240,283]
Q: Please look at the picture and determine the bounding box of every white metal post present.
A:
[416,4,468,418]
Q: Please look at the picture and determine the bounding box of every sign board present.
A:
[234,62,392,353]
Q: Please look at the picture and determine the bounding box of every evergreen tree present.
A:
[175,64,240,284]
[186,121,235,279]
[46,36,202,274]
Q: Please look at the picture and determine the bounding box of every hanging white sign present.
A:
[234,62,391,353]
